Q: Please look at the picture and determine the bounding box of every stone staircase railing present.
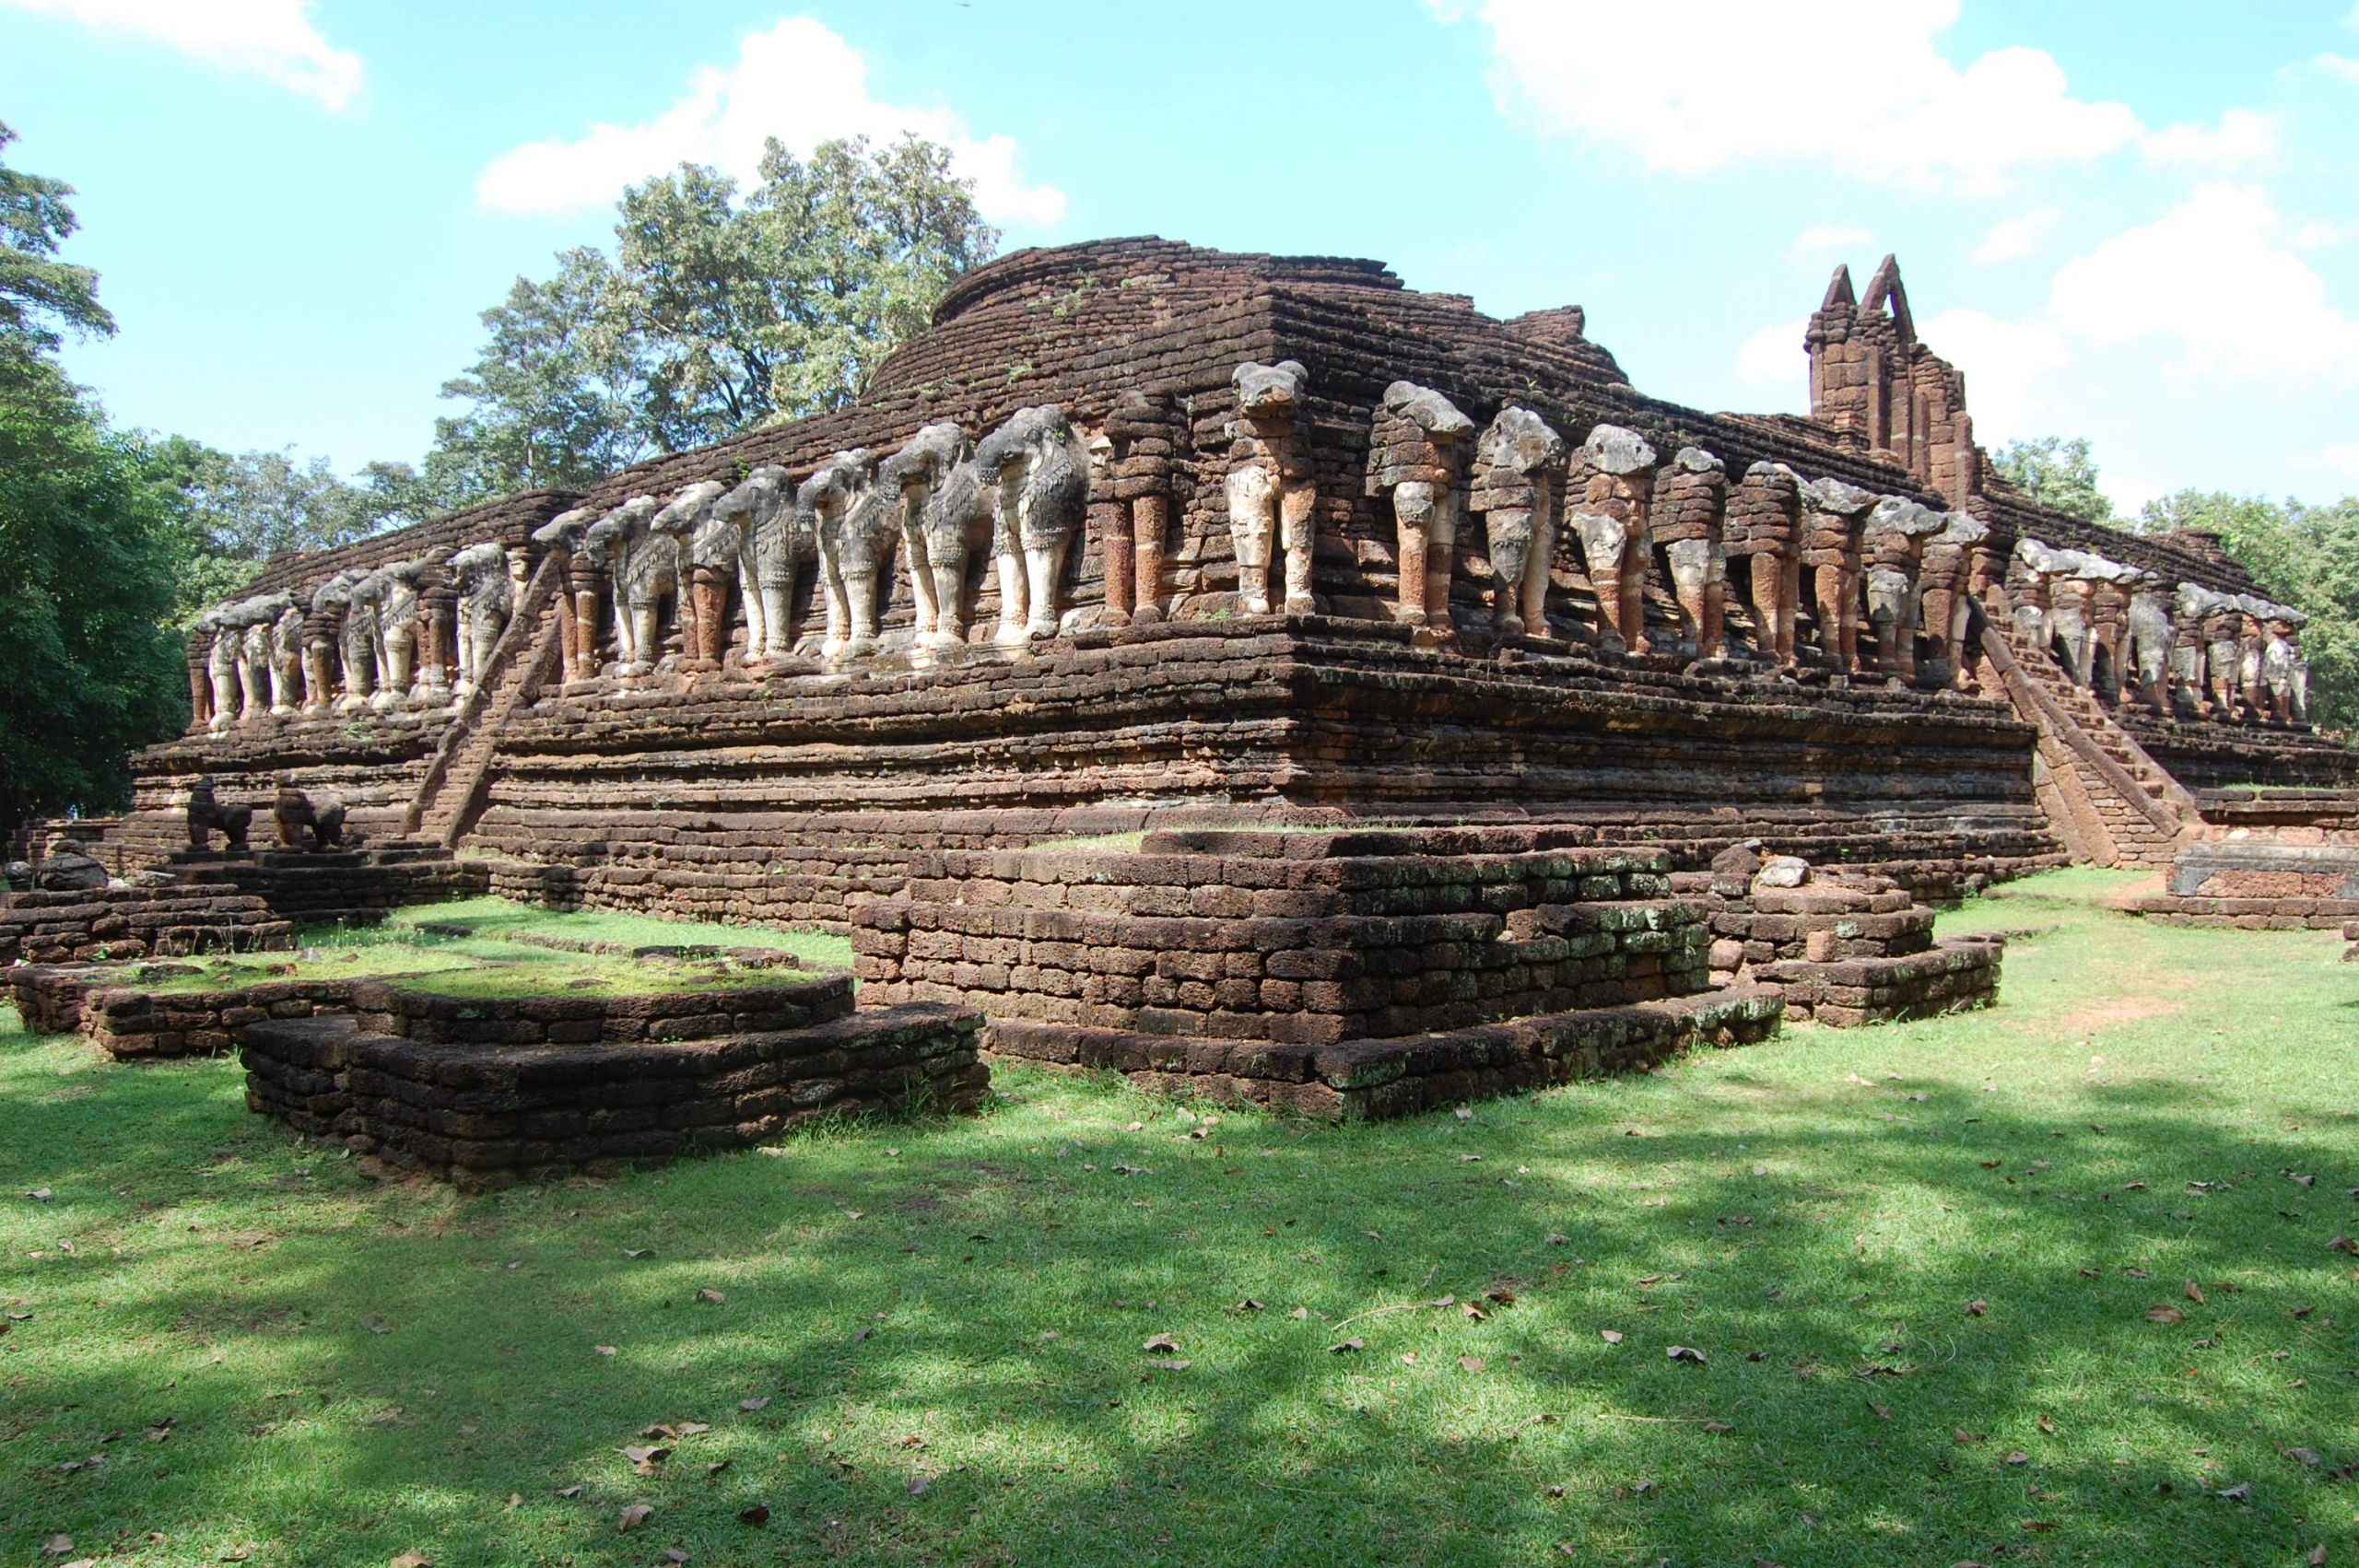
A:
[401,551,567,848]
[1976,594,2197,869]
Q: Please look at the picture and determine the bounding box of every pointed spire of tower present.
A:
[1861,254,1914,345]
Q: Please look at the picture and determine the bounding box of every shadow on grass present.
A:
[3,881,2354,1567]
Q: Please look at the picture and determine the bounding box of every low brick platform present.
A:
[1756,936,2005,1025]
[1673,856,2004,1025]
[0,883,293,965]
[988,987,1780,1119]
[6,963,371,1058]
[2132,840,2359,930]
[170,842,488,929]
[854,825,1787,1117]
[237,975,985,1187]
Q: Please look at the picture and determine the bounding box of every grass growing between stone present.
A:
[2,868,2353,1567]
[382,898,851,969]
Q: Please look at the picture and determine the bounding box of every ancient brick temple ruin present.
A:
[16,238,2357,1116]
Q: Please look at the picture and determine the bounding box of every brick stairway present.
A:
[1978,598,2198,868]
[403,552,567,848]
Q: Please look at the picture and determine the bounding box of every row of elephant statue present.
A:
[2008,538,2309,723]
[189,542,519,731]
[185,360,2304,729]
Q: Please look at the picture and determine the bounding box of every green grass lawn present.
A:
[2,869,2353,1567]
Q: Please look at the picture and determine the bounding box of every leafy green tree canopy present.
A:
[2136,488,2359,734]
[1991,435,2118,530]
[425,133,996,501]
[0,123,183,825]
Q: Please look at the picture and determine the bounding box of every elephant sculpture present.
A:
[1365,380,1476,634]
[447,540,515,698]
[879,423,993,649]
[578,495,659,674]
[708,466,802,664]
[974,405,1090,646]
[1224,361,1316,616]
[233,599,273,720]
[798,451,898,660]
[1468,405,1567,640]
[265,593,304,715]
[361,559,426,708]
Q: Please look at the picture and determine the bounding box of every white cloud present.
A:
[0,0,360,108]
[2048,183,2359,384]
[475,17,1064,227]
[1916,308,2069,441]
[1733,317,1809,402]
[1788,223,1873,269]
[2317,53,2359,82]
[1445,0,2141,193]
[2291,218,2350,252]
[2141,108,2279,171]
[1972,206,2064,264]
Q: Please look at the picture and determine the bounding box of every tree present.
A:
[425,133,995,495]
[2136,488,2359,734]
[145,439,396,625]
[427,247,650,498]
[1991,436,2117,529]
[0,119,111,357]
[0,122,183,825]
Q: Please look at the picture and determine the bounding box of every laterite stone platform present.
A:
[238,975,985,1187]
[852,825,1785,1117]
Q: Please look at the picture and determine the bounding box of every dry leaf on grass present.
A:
[697,1288,726,1305]
[617,1504,652,1531]
[739,1504,770,1526]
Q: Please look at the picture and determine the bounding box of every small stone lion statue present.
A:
[185,777,253,853]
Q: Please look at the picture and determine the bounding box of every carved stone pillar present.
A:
[1726,462,1803,665]
[418,579,458,705]
[186,621,215,732]
[1105,392,1182,626]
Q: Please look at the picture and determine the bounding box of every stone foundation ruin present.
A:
[9,235,2355,1124]
[239,976,983,1188]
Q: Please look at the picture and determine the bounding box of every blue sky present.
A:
[5,0,2356,511]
